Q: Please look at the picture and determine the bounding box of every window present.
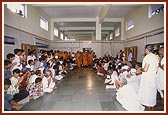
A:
[126,18,134,30]
[7,4,26,17]
[36,42,49,49]
[60,32,64,40]
[40,17,48,31]
[54,27,59,37]
[148,4,164,18]
[4,36,15,45]
[115,28,120,37]
[70,39,75,41]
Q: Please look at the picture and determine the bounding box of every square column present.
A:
[121,18,125,41]
[96,17,101,40]
[50,19,54,40]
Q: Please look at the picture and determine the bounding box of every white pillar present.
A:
[50,19,54,40]
[92,32,95,40]
[96,17,101,40]
[121,18,125,41]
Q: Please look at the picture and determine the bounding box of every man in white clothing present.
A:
[27,51,36,64]
[12,49,22,71]
[29,70,41,84]
[116,77,144,111]
[25,60,34,72]
[126,68,141,93]
[42,70,56,93]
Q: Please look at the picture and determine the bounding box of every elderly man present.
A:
[115,77,144,111]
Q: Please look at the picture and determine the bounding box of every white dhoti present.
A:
[157,67,164,98]
[116,84,144,111]
[138,75,157,106]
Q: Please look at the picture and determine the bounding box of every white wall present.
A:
[124,33,164,62]
[101,42,124,57]
[124,4,164,62]
[4,26,34,58]
[125,4,164,39]
[4,26,51,59]
[4,4,51,58]
[51,41,102,57]
[51,41,124,58]
[4,4,164,61]
[4,4,51,40]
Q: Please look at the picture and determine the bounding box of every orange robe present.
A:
[75,52,82,68]
[87,53,93,66]
[82,52,88,66]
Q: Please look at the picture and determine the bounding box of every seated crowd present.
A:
[4,49,77,111]
[93,48,164,111]
[4,47,164,111]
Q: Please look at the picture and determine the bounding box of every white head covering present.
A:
[55,55,58,59]
[121,65,129,70]
[107,75,111,79]
[130,68,136,76]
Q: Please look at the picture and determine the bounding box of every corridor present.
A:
[21,67,125,111]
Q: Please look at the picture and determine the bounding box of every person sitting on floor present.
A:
[7,69,29,103]
[126,68,141,94]
[115,77,144,111]
[4,60,12,79]
[25,60,34,72]
[26,77,44,100]
[104,67,117,89]
[97,63,106,77]
[42,70,57,93]
[29,70,41,84]
[4,79,21,111]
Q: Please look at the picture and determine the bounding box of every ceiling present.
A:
[32,3,142,41]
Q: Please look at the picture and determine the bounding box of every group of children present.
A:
[4,49,77,111]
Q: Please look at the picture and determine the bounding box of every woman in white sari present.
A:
[138,45,159,111]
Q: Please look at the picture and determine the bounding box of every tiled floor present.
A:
[21,67,125,111]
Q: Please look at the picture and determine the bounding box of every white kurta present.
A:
[25,64,34,71]
[7,77,20,95]
[27,55,36,64]
[29,74,39,84]
[38,62,44,74]
[42,77,55,93]
[12,55,22,71]
[103,63,109,71]
[138,53,159,106]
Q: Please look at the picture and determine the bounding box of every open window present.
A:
[148,4,164,18]
[40,17,48,31]
[7,4,26,17]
